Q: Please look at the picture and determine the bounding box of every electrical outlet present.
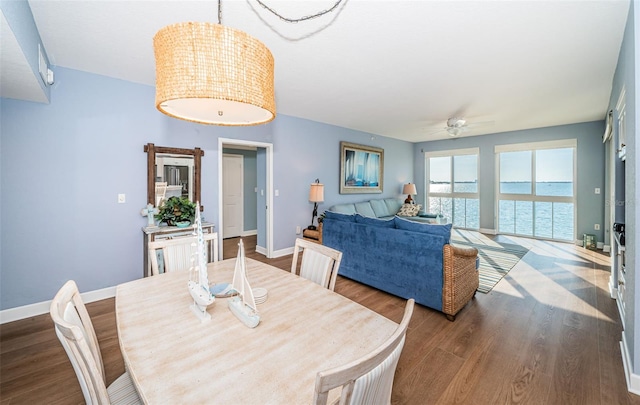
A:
[595,224,600,230]
[296,226,301,234]
[118,194,126,203]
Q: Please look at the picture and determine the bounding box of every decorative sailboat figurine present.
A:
[188,202,215,322]
[228,240,260,328]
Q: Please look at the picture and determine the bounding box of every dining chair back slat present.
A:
[149,232,218,276]
[291,238,342,291]
[313,299,415,405]
[50,280,142,404]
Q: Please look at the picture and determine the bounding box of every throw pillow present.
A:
[397,203,421,217]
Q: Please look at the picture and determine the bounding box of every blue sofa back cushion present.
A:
[330,203,357,215]
[355,214,395,228]
[324,210,356,222]
[354,202,377,218]
[394,217,452,243]
[384,199,402,215]
[370,199,392,218]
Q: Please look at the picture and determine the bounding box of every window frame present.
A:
[495,139,577,241]
[425,148,480,229]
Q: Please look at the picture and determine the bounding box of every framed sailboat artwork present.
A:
[339,142,384,194]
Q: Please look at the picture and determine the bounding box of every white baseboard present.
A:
[575,239,584,246]
[479,228,496,235]
[273,246,295,258]
[603,244,611,253]
[621,332,640,395]
[0,286,116,324]
[254,245,294,259]
[609,275,618,299]
[241,229,257,237]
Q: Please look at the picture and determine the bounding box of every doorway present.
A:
[218,138,273,259]
[222,153,244,238]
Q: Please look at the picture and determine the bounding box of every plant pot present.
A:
[175,221,191,228]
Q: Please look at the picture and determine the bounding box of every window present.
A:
[496,140,576,241]
[426,148,479,229]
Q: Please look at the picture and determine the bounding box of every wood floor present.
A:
[1,232,638,404]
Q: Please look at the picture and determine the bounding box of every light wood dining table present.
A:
[116,257,398,404]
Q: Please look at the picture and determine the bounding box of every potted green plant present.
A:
[155,196,196,227]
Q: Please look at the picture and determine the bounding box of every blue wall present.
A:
[0,66,414,310]
[413,121,606,242]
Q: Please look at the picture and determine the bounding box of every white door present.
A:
[223,154,243,238]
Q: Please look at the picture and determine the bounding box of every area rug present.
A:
[452,239,529,293]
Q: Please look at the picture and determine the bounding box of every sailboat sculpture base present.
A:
[188,281,215,323]
[228,297,260,328]
[190,302,211,322]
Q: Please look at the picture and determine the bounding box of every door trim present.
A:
[218,138,274,259]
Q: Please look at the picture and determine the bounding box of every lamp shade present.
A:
[154,22,276,126]
[309,183,324,203]
[403,183,417,195]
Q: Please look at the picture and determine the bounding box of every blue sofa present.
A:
[329,198,441,223]
[322,211,478,320]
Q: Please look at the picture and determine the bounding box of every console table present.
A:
[142,222,215,277]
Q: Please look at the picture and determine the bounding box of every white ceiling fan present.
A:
[427,117,494,137]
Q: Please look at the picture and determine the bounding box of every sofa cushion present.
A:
[397,203,422,217]
[324,210,356,222]
[370,199,392,218]
[354,214,395,228]
[354,202,376,218]
[330,203,357,215]
[394,216,452,243]
[384,199,403,215]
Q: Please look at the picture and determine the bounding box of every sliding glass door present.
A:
[496,140,576,241]
[426,148,479,229]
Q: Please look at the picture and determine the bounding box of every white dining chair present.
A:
[155,182,168,207]
[291,238,343,291]
[149,232,218,276]
[313,299,415,405]
[49,280,142,405]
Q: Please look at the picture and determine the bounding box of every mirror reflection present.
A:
[155,154,194,205]
[145,143,204,210]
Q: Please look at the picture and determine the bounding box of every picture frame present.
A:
[340,142,384,194]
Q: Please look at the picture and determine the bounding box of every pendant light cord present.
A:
[254,0,344,23]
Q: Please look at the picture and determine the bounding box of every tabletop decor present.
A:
[340,141,384,194]
[140,204,159,227]
[188,202,215,321]
[228,239,260,328]
[155,196,196,226]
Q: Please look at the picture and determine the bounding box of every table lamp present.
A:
[308,179,324,230]
[403,183,417,204]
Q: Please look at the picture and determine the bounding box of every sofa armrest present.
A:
[442,244,479,320]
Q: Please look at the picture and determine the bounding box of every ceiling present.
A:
[6,0,631,142]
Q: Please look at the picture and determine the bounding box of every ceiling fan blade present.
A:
[465,120,494,128]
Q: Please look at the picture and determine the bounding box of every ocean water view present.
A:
[429,182,574,241]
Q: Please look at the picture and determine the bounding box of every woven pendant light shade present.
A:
[154,22,276,126]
